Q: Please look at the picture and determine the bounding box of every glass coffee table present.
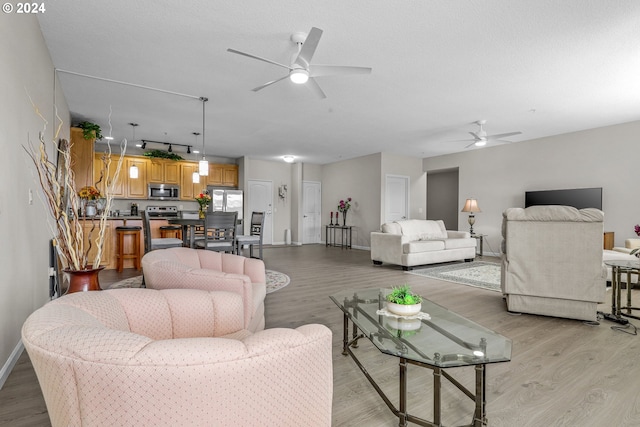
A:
[330,288,511,427]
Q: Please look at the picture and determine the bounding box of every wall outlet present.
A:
[179,205,183,210]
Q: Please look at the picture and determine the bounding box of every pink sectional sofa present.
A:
[22,288,333,427]
[142,247,266,332]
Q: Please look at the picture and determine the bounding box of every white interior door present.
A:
[385,175,409,223]
[302,181,322,244]
[248,180,273,245]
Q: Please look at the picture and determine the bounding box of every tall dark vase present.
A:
[342,211,347,226]
[64,266,105,293]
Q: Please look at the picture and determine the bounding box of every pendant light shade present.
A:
[199,97,209,176]
[129,163,139,179]
[192,171,200,183]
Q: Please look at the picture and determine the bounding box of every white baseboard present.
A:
[0,340,24,390]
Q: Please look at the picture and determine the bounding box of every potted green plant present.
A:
[76,121,103,140]
[385,284,423,316]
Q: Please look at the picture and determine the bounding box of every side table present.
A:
[471,234,486,257]
[604,259,640,321]
[325,225,353,249]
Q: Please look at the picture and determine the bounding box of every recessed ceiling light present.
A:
[283,155,295,163]
[104,136,114,140]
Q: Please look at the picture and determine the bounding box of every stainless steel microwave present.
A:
[148,183,180,200]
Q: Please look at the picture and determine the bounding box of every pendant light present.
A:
[198,97,209,176]
[192,132,200,183]
[128,123,139,179]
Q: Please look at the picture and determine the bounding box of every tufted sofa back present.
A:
[22,288,333,427]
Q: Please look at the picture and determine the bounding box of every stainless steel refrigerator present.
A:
[206,187,243,220]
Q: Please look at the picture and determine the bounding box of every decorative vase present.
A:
[386,302,422,316]
[85,202,97,217]
[198,206,206,219]
[64,266,105,293]
[342,211,347,226]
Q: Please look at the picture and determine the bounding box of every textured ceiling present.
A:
[37,0,640,164]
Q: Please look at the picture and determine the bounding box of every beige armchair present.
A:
[501,206,607,321]
[22,289,333,427]
[142,247,266,332]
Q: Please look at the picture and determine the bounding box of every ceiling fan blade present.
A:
[310,65,372,77]
[227,48,292,70]
[305,77,326,99]
[251,75,290,92]
[294,27,323,69]
[465,142,478,149]
[487,131,522,140]
[469,131,481,139]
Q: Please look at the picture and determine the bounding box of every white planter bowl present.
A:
[386,302,422,316]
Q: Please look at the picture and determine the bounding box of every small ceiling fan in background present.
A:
[454,120,523,148]
[227,27,372,99]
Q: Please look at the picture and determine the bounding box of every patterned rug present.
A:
[405,261,501,292]
[108,270,290,294]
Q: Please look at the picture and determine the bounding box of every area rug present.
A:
[108,270,290,294]
[405,261,501,292]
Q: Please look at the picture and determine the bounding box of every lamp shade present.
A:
[461,198,481,213]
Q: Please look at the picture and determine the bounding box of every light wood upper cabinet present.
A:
[70,127,95,191]
[207,164,238,187]
[148,159,180,184]
[180,163,198,200]
[93,153,125,197]
[126,158,148,199]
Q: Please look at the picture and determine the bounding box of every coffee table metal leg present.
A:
[399,358,408,427]
[433,366,442,426]
[473,364,487,426]
[342,312,349,356]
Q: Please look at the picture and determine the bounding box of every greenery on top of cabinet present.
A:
[143,149,183,161]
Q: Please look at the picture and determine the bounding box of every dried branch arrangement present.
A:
[24,102,126,271]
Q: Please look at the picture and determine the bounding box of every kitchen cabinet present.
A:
[148,159,180,184]
[82,221,112,267]
[70,127,95,191]
[207,164,238,187]
[126,157,148,199]
[180,163,199,200]
[93,153,125,197]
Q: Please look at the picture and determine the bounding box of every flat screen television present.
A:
[525,187,602,210]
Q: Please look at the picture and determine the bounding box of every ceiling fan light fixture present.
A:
[475,140,487,147]
[290,69,309,84]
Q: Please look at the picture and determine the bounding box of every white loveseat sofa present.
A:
[370,219,476,270]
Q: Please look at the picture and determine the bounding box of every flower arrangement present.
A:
[338,197,352,213]
[78,185,102,200]
[195,191,212,208]
[24,108,126,271]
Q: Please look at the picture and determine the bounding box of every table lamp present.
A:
[461,198,481,235]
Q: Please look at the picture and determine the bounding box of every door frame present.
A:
[302,180,322,244]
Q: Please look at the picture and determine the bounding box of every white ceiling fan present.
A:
[227,27,372,99]
[455,120,523,148]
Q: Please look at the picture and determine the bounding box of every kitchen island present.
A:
[78,216,178,270]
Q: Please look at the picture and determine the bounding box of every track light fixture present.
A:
[168,144,173,153]
[187,146,191,154]
[141,142,146,149]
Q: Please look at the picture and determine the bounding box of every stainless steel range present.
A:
[145,206,179,217]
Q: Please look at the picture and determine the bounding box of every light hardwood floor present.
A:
[2,245,640,426]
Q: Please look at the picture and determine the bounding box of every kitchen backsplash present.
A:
[110,199,199,214]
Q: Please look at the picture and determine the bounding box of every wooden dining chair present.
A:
[194,211,238,253]
[141,211,184,254]
[235,211,265,259]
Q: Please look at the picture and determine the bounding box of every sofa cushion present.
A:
[403,240,446,254]
[397,219,447,240]
[442,238,476,250]
[381,222,401,234]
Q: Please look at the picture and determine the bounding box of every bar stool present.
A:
[115,226,142,273]
[160,224,182,239]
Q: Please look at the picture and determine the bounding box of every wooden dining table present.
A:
[168,218,205,248]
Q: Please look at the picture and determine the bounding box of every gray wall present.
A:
[0,14,70,385]
[424,120,640,255]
